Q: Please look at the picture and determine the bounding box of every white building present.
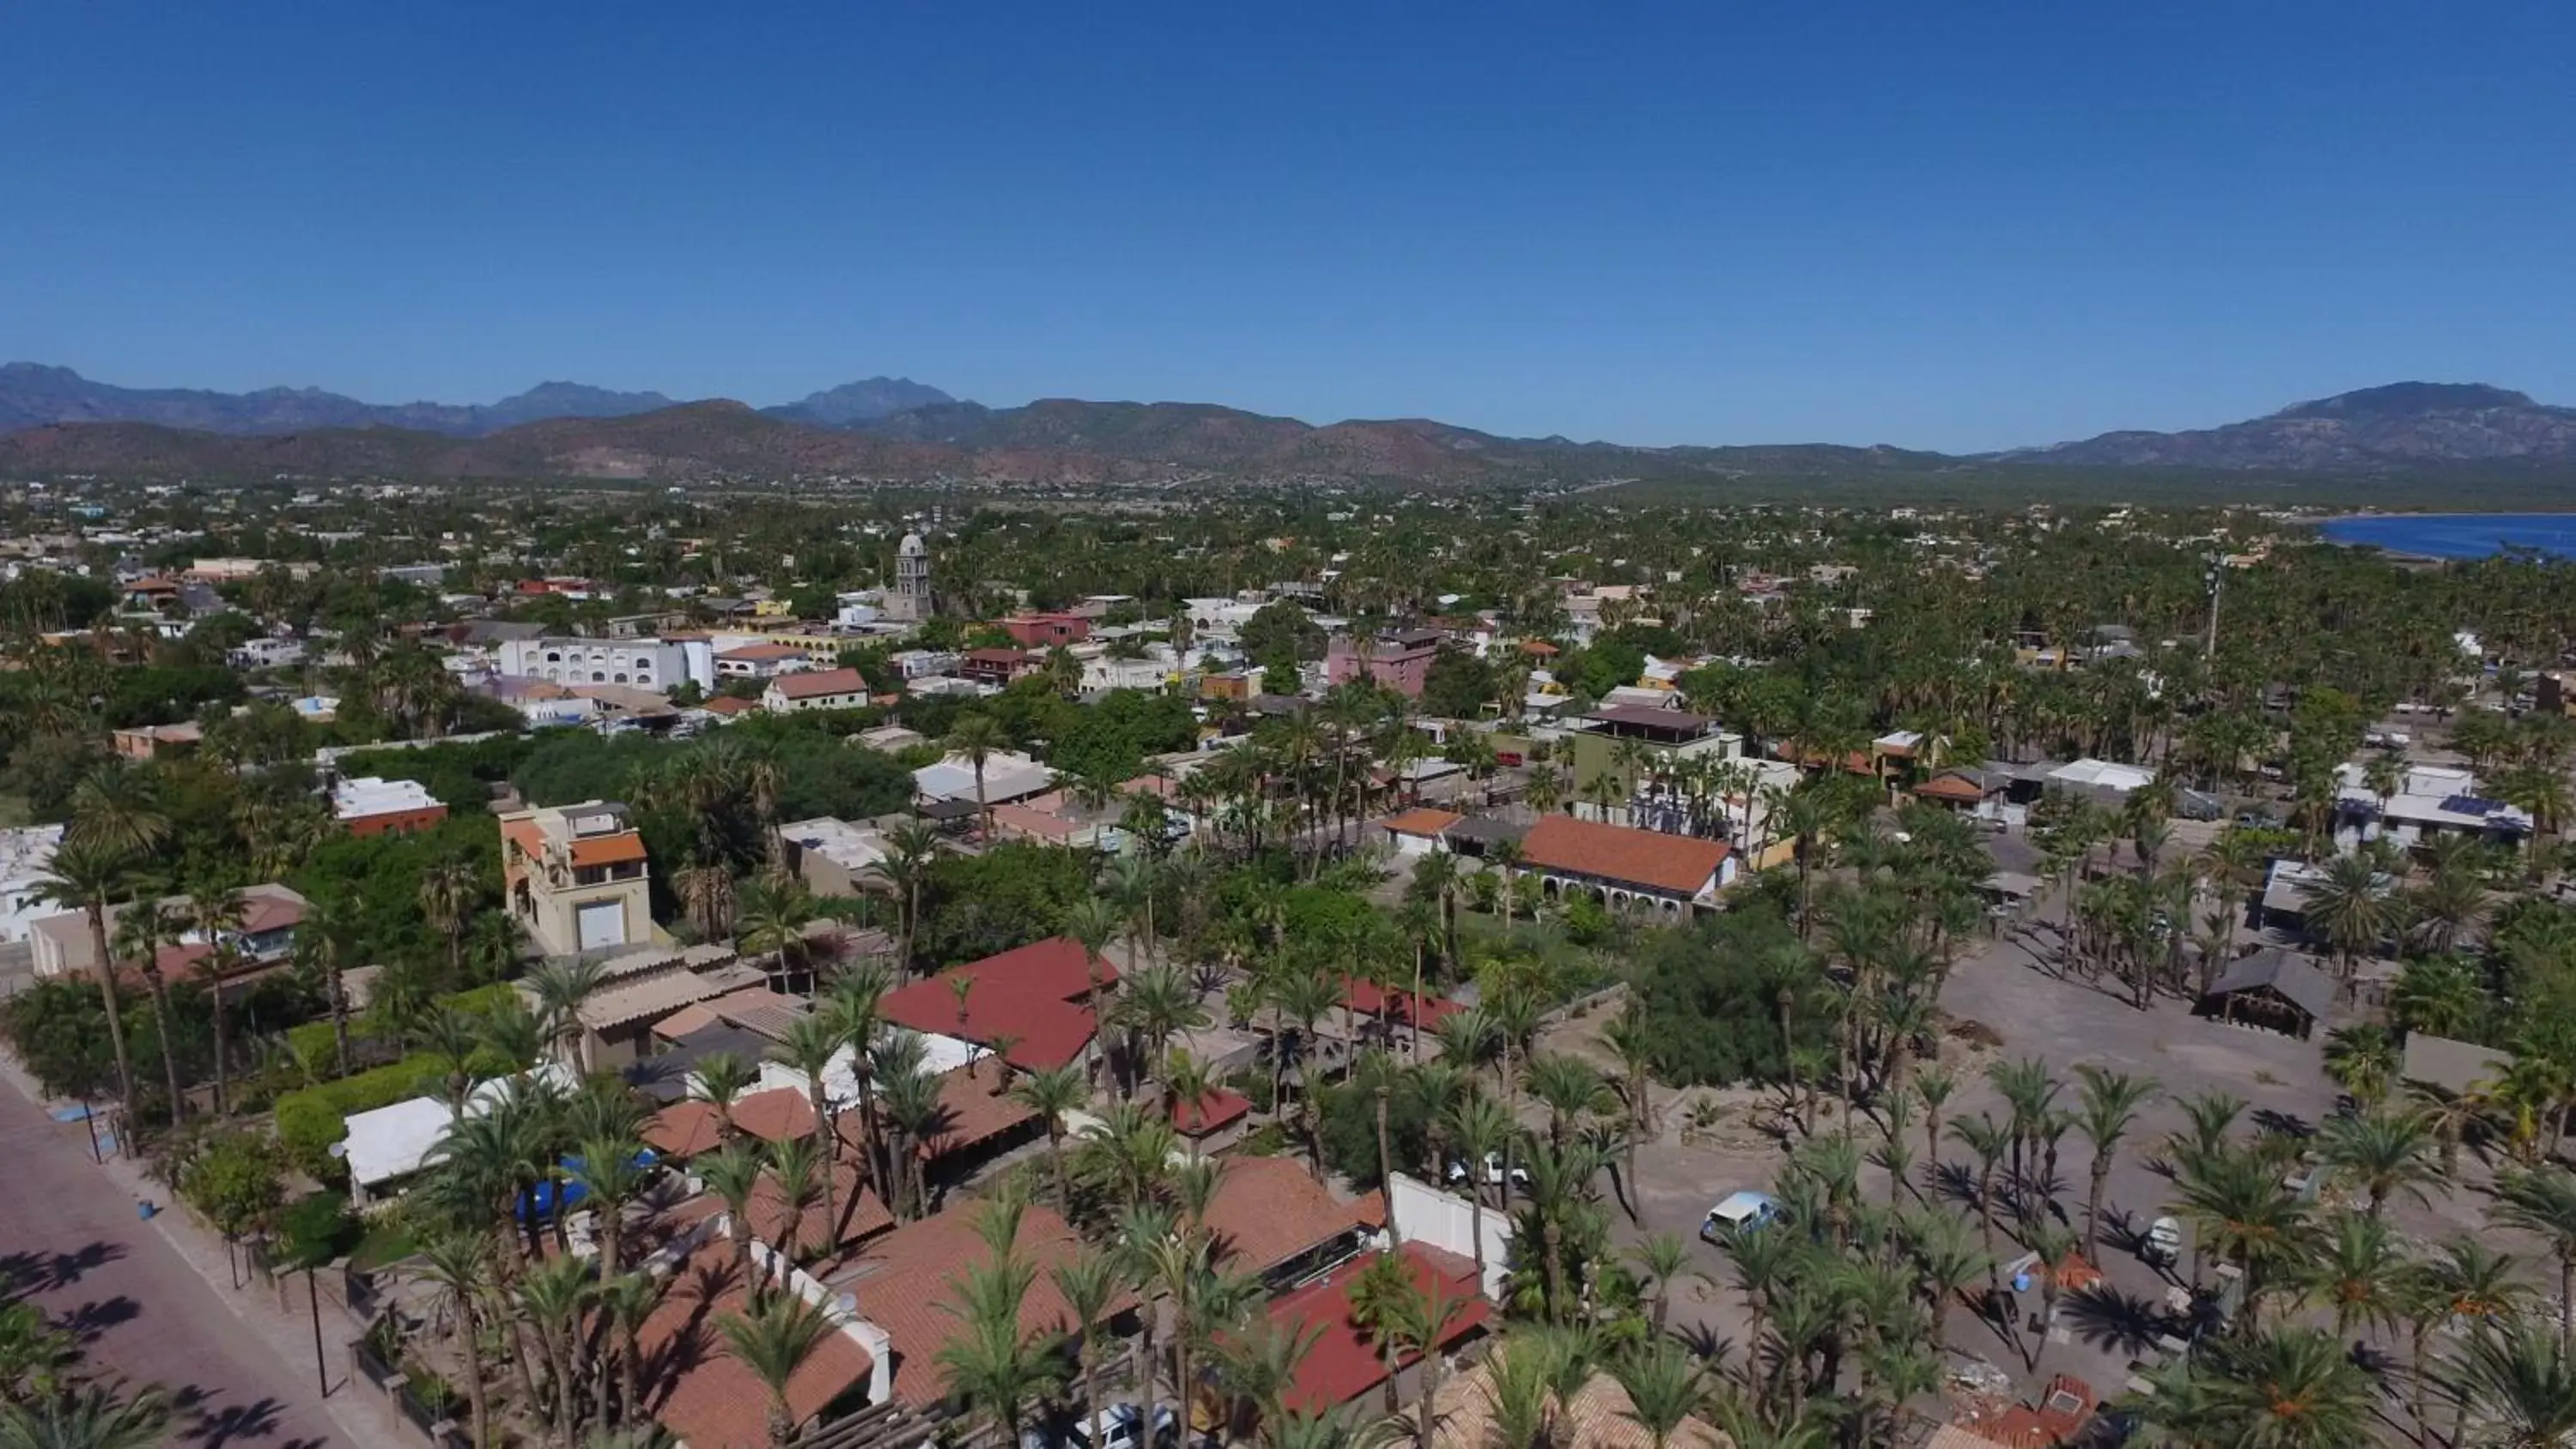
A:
[0,825,66,944]
[2336,761,2532,852]
[495,636,714,695]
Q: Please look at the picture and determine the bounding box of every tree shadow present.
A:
[1929,1161,1984,1211]
[0,1240,127,1295]
[182,1394,284,1447]
[1671,1321,1735,1367]
[2059,1282,2172,1358]
[2252,1107,2315,1140]
[54,1294,140,1344]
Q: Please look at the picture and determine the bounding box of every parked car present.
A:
[1699,1190,1781,1242]
[1072,1404,1177,1449]
[1447,1152,1532,1191]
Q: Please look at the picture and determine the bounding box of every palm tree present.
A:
[525,955,609,1075]
[2072,1065,2158,1264]
[1444,1094,1510,1291]
[407,1228,495,1449]
[2172,1147,2310,1325]
[419,856,479,985]
[2297,1212,2403,1343]
[516,1252,596,1439]
[700,1142,768,1282]
[569,1135,654,1287]
[938,1199,1063,1449]
[2321,1024,2400,1111]
[65,766,169,861]
[739,874,817,992]
[717,1291,838,1448]
[0,1381,173,1449]
[111,901,185,1125]
[1947,1113,2010,1280]
[295,890,364,1080]
[867,819,941,979]
[2318,1107,2437,1220]
[2301,852,2397,990]
[772,1013,847,1245]
[1010,1064,1088,1213]
[1612,1342,1707,1449]
[1625,1234,1698,1337]
[2147,1325,2373,1449]
[2449,1320,2576,1449]
[2495,1167,2576,1352]
[945,713,1012,839]
[33,839,142,1124]
[1051,1250,1123,1448]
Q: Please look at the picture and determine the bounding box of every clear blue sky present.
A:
[6,1,2572,452]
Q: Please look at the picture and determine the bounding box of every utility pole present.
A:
[2204,556,2223,658]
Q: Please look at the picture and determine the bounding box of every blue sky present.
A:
[5,1,2571,452]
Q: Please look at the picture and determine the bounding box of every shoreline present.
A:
[2313,511,2576,563]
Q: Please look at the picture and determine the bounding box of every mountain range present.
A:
[2,364,2571,485]
[0,363,955,437]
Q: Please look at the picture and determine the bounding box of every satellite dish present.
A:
[326,1142,348,1160]
[833,1293,858,1319]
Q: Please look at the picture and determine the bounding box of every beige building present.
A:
[500,801,654,958]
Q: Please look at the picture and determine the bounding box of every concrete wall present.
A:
[1387,1174,1511,1300]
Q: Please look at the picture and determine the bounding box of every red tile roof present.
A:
[1519,816,1728,897]
[1202,1156,1364,1275]
[1269,1245,1489,1412]
[718,642,814,661]
[699,695,762,717]
[744,1164,894,1261]
[878,979,1097,1074]
[1168,1087,1253,1138]
[1340,981,1466,1031]
[914,1062,1043,1159]
[729,1087,821,1144]
[1381,807,1463,838]
[770,667,869,700]
[638,1246,874,1449]
[1912,772,1988,802]
[950,937,1119,998]
[643,1100,725,1159]
[831,1202,1133,1407]
[569,833,649,868]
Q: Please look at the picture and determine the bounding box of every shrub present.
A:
[276,1190,362,1267]
[273,1053,453,1176]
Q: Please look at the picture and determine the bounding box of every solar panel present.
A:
[2439,795,2506,816]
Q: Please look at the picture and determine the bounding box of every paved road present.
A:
[0,1076,341,1447]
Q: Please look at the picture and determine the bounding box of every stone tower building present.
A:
[885,531,933,622]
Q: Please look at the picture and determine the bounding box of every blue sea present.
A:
[2320,513,2576,560]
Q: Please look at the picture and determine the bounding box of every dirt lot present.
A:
[1546,907,2528,1412]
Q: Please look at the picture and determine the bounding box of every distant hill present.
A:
[2017,383,2576,470]
[3,370,2570,485]
[0,363,686,436]
[762,377,956,427]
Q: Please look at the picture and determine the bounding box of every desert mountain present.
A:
[1,373,2568,482]
[2020,383,2576,470]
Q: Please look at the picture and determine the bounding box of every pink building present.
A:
[1326,628,1441,698]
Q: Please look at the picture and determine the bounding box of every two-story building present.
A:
[763,667,871,713]
[499,802,655,957]
[1327,628,1442,699]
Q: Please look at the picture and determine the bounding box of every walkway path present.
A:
[0,1057,411,1446]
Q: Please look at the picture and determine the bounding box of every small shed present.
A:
[2400,1033,2513,1096]
[2198,947,2333,1039]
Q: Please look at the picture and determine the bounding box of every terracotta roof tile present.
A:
[829,1202,1133,1408]
[1168,1087,1253,1137]
[771,667,869,700]
[1271,1245,1488,1412]
[637,1246,874,1448]
[1381,808,1463,838]
[729,1087,821,1145]
[1519,816,1728,897]
[569,833,649,868]
[1202,1156,1364,1275]
[644,1100,725,1159]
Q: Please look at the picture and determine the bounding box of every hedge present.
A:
[275,1055,453,1173]
[283,981,524,1083]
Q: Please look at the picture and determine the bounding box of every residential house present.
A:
[1518,815,1735,914]
[1327,628,1442,699]
[29,882,308,982]
[331,776,449,837]
[1001,612,1093,648]
[763,667,871,713]
[499,800,654,956]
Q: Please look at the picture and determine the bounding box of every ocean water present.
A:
[2320,513,2576,560]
